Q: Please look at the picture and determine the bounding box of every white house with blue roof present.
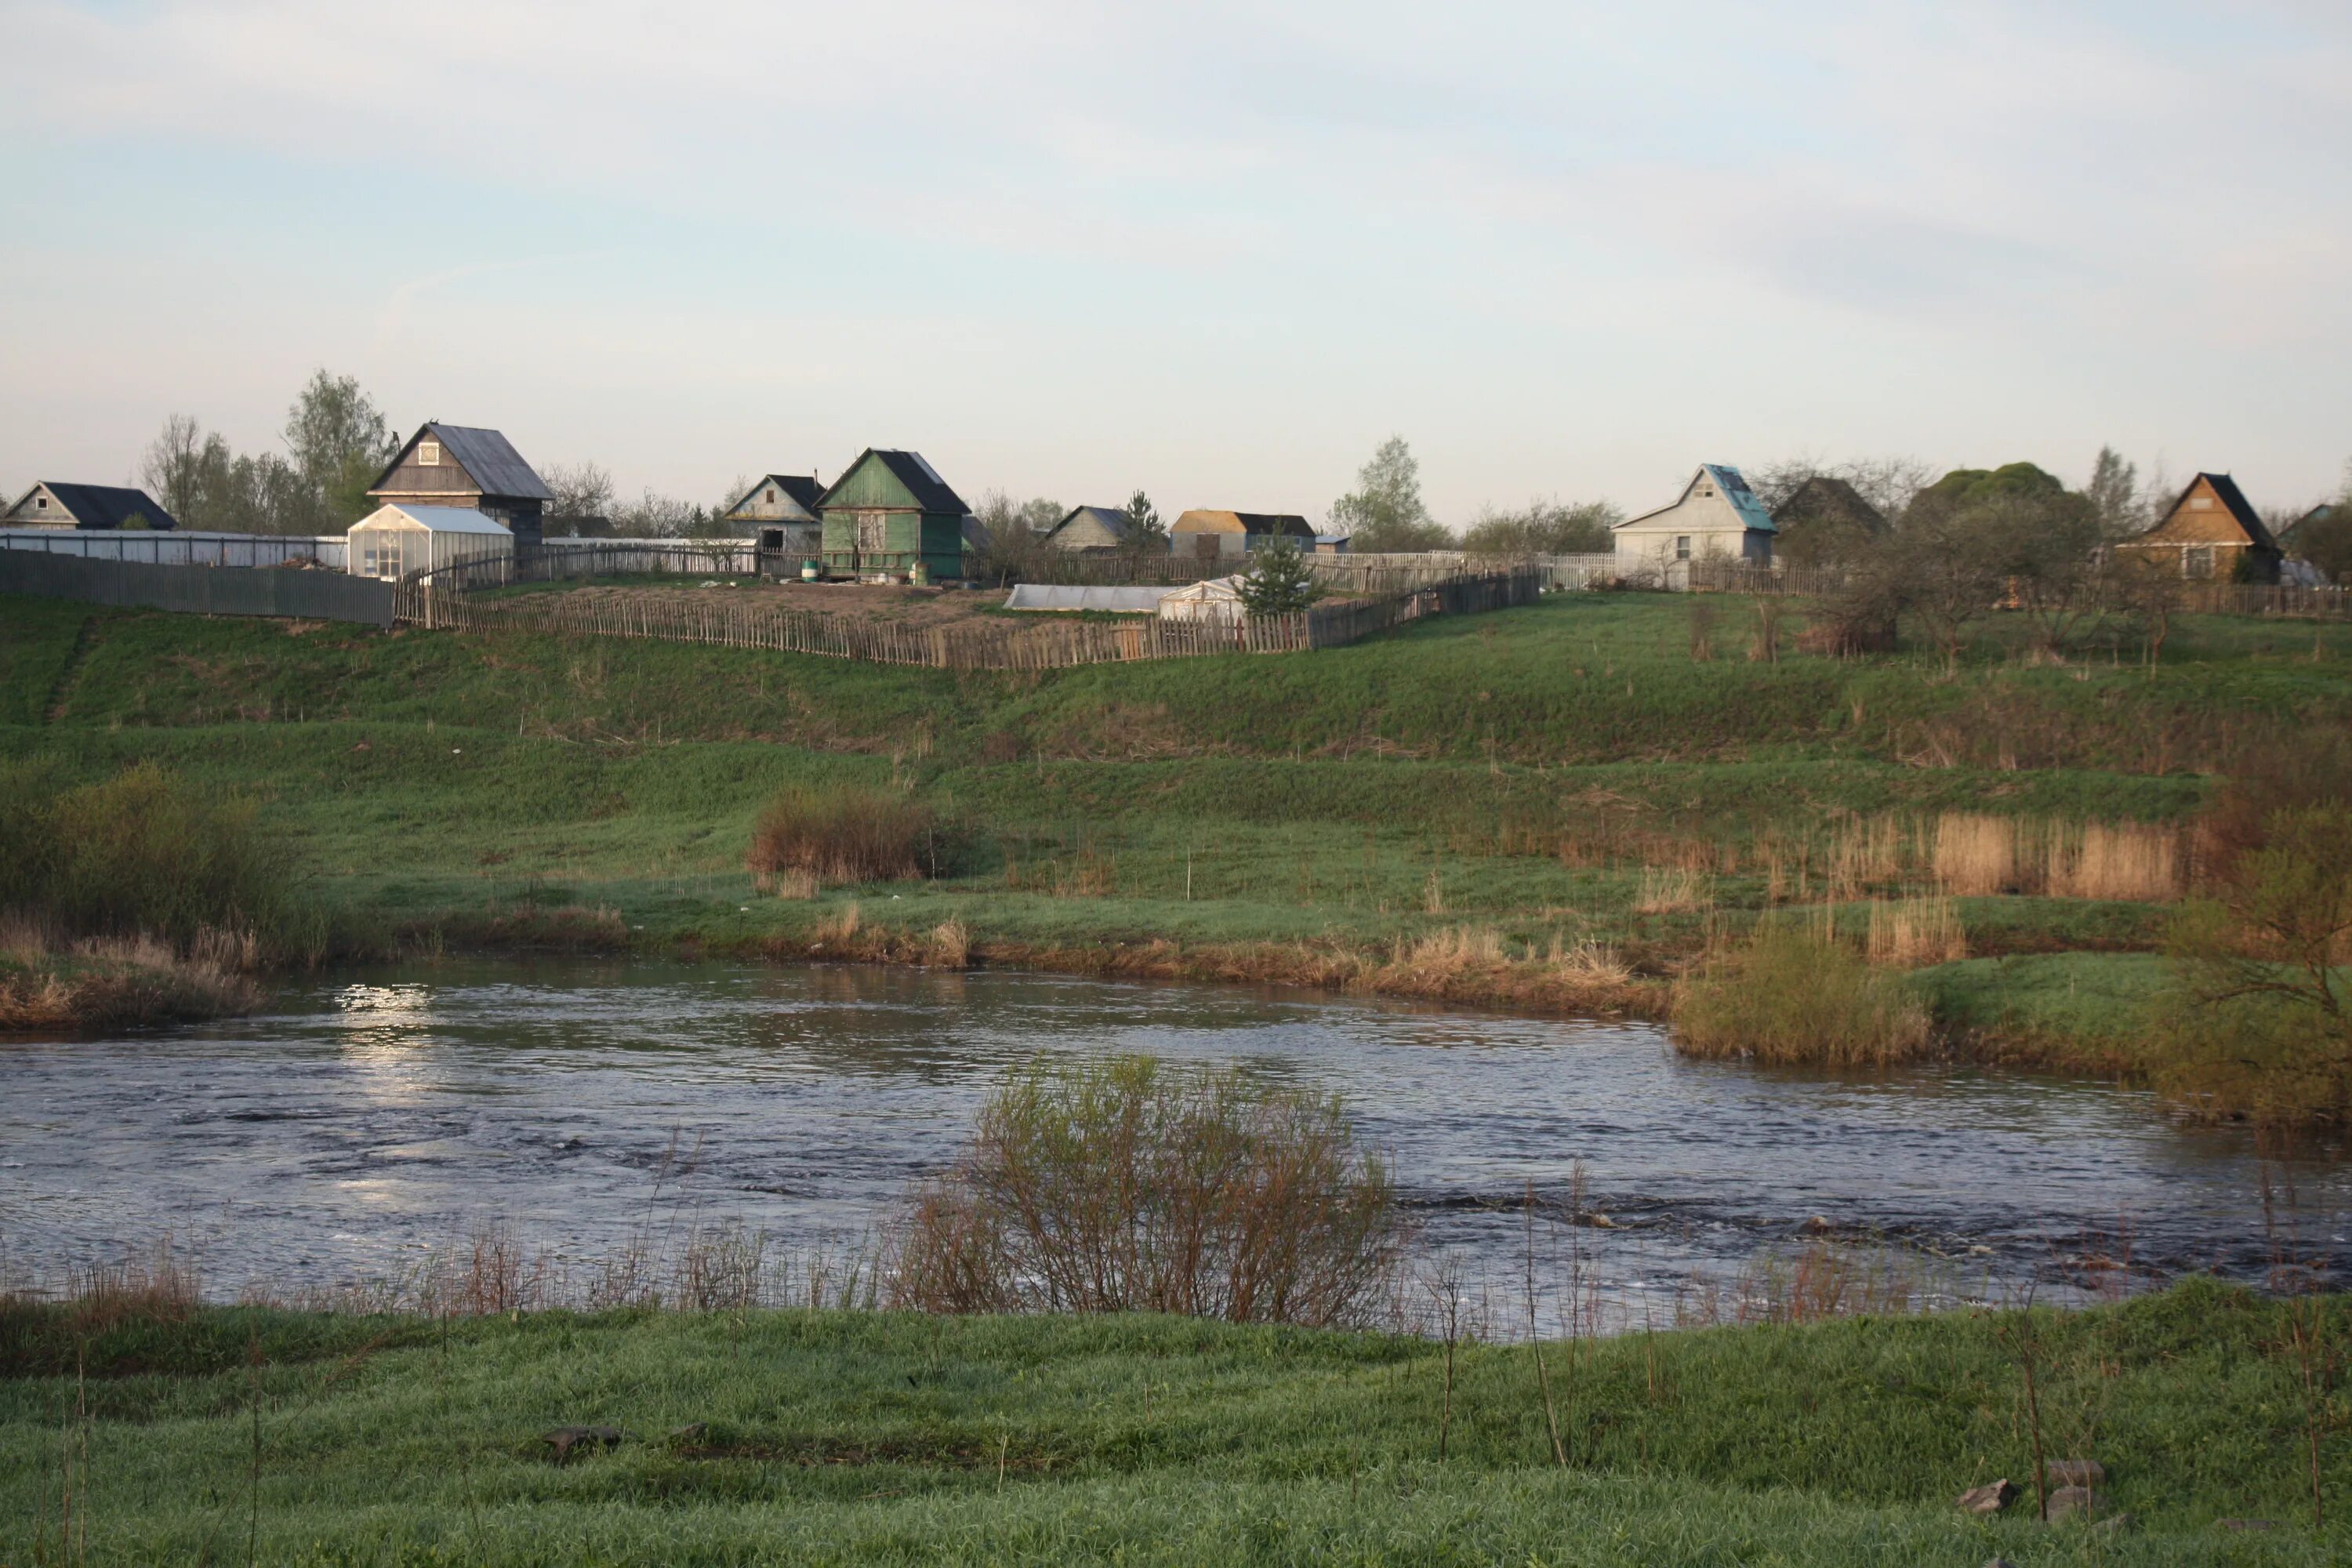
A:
[1611,465,1775,587]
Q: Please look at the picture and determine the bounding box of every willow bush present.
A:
[889,1057,1403,1327]
[1672,924,1930,1067]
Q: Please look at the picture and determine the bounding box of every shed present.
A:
[366,423,554,546]
[2118,473,2281,583]
[722,474,826,557]
[347,503,514,579]
[1043,505,1131,552]
[1156,575,1248,624]
[1612,466,1774,586]
[1169,510,1315,561]
[816,448,971,580]
[3,482,180,531]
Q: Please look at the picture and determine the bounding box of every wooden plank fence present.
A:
[393,560,1546,670]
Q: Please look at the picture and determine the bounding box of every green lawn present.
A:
[4,1280,2344,1563]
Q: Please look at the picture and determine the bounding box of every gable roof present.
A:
[721,474,826,519]
[352,503,513,535]
[818,448,971,515]
[2158,472,2277,551]
[1617,465,1776,533]
[369,423,554,502]
[2281,502,2334,547]
[1048,504,1131,542]
[1771,474,1884,532]
[13,482,180,530]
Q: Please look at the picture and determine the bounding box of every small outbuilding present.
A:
[3,482,180,531]
[720,474,826,557]
[366,423,554,546]
[2118,473,2281,583]
[346,503,514,579]
[1156,575,1249,625]
[817,448,972,580]
[1169,510,1316,561]
[1043,505,1131,552]
[1612,465,1775,586]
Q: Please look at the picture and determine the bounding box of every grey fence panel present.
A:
[0,552,394,627]
[0,529,348,569]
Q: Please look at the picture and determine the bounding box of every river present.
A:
[3,960,2341,1323]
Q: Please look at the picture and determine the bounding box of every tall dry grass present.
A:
[887,1057,1403,1327]
[746,783,935,888]
[1932,814,2016,896]
[2046,822,2180,902]
[1634,866,1714,915]
[1864,897,1966,967]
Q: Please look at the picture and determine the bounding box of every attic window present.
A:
[2190,495,2212,510]
[34,495,46,510]
[766,488,776,504]
[419,441,441,467]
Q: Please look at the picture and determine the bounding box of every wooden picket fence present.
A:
[392,560,1545,670]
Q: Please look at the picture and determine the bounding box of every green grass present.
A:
[4,1280,2345,1563]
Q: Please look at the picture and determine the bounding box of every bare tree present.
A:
[140,414,207,523]
[540,461,615,532]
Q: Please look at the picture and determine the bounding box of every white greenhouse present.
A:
[347,504,514,579]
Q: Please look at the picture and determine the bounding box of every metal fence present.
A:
[0,550,394,626]
[0,528,348,569]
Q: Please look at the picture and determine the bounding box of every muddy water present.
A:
[3,960,2341,1314]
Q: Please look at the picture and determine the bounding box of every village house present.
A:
[1611,465,1776,587]
[720,474,826,557]
[816,449,971,582]
[2118,473,2281,583]
[345,503,514,579]
[1042,504,1131,552]
[2,482,179,531]
[365,423,554,546]
[2278,502,2333,557]
[1169,510,1316,561]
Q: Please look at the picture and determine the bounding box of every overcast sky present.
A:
[2,0,2346,522]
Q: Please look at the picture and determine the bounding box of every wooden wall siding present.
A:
[1051,512,1124,550]
[2141,478,2258,546]
[373,448,484,499]
[2,488,72,526]
[392,550,1544,670]
[822,456,921,510]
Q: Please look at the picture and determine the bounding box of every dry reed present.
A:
[2045,822,2180,901]
[746,783,934,887]
[1864,897,1967,967]
[1933,814,2016,896]
[1634,866,1713,915]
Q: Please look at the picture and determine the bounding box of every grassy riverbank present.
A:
[5,588,2348,1090]
[3,1279,2344,1563]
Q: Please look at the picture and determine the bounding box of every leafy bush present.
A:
[1672,925,1931,1066]
[889,1056,1402,1327]
[746,783,935,887]
[0,760,313,961]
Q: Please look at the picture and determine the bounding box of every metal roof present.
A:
[352,503,514,535]
[1615,466,1776,533]
[818,448,971,516]
[722,474,825,521]
[2161,473,2278,552]
[369,423,554,502]
[16,482,180,530]
[1047,504,1130,542]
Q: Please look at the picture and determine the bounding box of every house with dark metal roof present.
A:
[365,423,554,545]
[1168,510,1316,561]
[816,449,972,581]
[720,474,826,557]
[1611,465,1773,586]
[1044,504,1131,552]
[2279,502,2333,555]
[2118,472,2281,583]
[2,482,180,531]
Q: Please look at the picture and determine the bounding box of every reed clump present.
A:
[1864,897,1966,967]
[746,783,935,887]
[1634,866,1713,915]
[887,1056,1403,1327]
[1672,925,1931,1066]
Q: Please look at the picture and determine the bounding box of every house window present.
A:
[2184,546,2215,579]
[419,441,441,466]
[1675,535,1691,561]
[34,495,46,510]
[765,488,776,504]
[856,511,888,555]
[2190,495,2212,510]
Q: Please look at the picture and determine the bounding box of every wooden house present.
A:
[1169,510,1315,561]
[2118,473,2281,583]
[365,423,554,546]
[720,474,826,557]
[2278,503,2333,557]
[1611,465,1774,587]
[1043,505,1131,552]
[346,503,513,579]
[3,482,179,531]
[816,449,971,580]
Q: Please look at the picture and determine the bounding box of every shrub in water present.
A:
[889,1056,1402,1327]
[746,783,934,887]
[1672,924,1930,1066]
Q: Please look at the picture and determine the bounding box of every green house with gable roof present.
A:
[816,448,972,581]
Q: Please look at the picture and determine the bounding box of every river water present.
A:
[2,960,2342,1319]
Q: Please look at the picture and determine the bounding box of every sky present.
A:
[2,0,2346,524]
